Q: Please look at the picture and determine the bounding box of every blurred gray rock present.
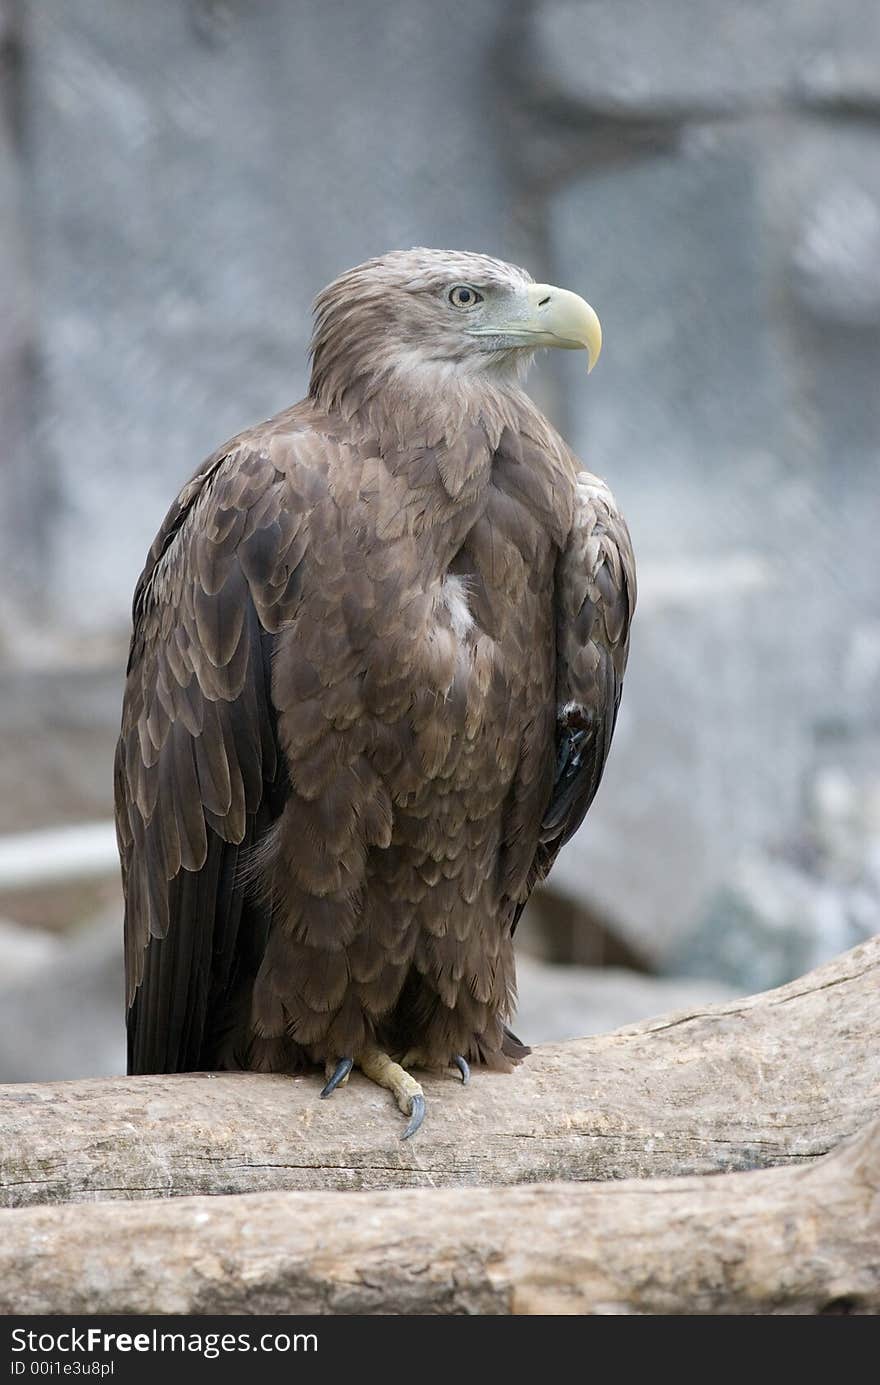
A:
[775,123,880,331]
[792,179,880,326]
[515,957,737,1044]
[669,765,880,991]
[0,917,124,1083]
[0,918,59,983]
[0,0,38,647]
[669,857,847,994]
[0,665,122,833]
[528,0,880,117]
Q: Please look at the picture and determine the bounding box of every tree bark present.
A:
[1,936,877,1207]
[3,1116,878,1315]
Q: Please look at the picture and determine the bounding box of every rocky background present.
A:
[0,1,878,1079]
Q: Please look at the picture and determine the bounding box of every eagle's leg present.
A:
[359,1050,426,1140]
[320,1056,353,1097]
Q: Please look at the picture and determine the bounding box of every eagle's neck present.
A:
[318,361,537,453]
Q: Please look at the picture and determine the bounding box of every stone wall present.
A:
[523,1,880,975]
[1,1,879,985]
[0,0,41,647]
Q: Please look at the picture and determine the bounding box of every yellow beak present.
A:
[466,281,602,372]
[520,284,603,372]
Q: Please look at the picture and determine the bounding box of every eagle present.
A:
[116,248,635,1137]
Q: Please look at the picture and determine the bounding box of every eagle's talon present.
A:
[402,1094,426,1140]
[452,1055,470,1085]
[320,1056,353,1097]
[358,1049,426,1138]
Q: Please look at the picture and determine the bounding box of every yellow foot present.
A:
[359,1050,426,1140]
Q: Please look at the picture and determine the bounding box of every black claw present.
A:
[402,1094,426,1140]
[320,1057,353,1098]
[453,1055,470,1085]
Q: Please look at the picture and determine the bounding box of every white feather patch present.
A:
[441,575,474,642]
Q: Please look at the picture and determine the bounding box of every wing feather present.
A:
[514,469,636,927]
[117,431,310,1071]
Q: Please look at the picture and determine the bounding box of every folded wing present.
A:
[116,440,307,1072]
[516,470,636,920]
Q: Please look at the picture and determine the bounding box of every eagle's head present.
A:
[309,248,601,413]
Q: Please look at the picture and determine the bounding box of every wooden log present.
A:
[3,1117,878,1315]
[1,937,877,1206]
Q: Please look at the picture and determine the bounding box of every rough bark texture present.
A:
[3,1117,878,1315]
[1,937,877,1207]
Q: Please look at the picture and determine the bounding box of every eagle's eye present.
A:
[448,285,483,309]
